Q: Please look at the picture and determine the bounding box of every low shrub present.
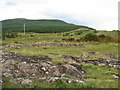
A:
[94,30,98,33]
[99,34,106,39]
[3,32,18,39]
[30,35,34,37]
[14,41,19,44]
[80,33,100,41]
[67,37,74,41]
[62,37,74,41]
[75,31,83,35]
[62,38,67,41]
[63,33,69,36]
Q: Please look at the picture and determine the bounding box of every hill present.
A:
[2,19,95,33]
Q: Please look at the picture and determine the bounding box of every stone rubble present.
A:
[38,77,85,84]
[3,43,85,49]
[62,55,120,69]
[82,59,120,69]
[1,51,119,85]
[112,74,120,79]
[21,79,32,85]
[2,51,86,85]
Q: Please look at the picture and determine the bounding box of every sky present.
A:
[0,0,119,30]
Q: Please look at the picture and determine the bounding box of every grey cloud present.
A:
[43,12,94,26]
[5,2,16,6]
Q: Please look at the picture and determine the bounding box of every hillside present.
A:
[2,19,95,33]
[60,29,119,43]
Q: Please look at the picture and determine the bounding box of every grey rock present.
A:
[39,77,85,84]
[112,74,120,79]
[21,79,32,85]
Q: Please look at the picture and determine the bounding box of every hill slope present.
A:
[2,19,95,33]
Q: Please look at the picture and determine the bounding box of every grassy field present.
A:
[2,30,119,88]
[3,31,118,57]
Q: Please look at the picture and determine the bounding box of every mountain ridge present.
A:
[2,18,95,33]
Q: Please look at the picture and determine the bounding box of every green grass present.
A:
[2,78,21,88]
[31,80,96,88]
[83,64,119,88]
[5,42,118,58]
[98,31,118,40]
[3,33,63,45]
[3,31,119,45]
[2,78,96,88]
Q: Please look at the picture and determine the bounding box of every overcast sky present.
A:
[0,0,119,30]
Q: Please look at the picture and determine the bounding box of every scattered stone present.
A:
[2,51,52,63]
[58,64,84,79]
[82,58,120,69]
[21,79,32,85]
[39,77,84,84]
[0,80,3,84]
[62,55,82,63]
[10,78,24,84]
[3,43,85,49]
[112,74,120,79]
[98,63,106,67]
[88,52,96,55]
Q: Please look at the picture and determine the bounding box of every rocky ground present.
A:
[2,51,86,85]
[3,43,85,49]
[1,50,120,86]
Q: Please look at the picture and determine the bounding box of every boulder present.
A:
[58,64,85,79]
[21,79,32,85]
